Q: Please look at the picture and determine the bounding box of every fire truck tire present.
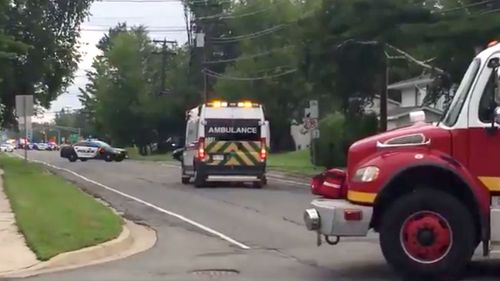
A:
[379,189,475,278]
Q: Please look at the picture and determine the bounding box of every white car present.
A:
[0,143,14,152]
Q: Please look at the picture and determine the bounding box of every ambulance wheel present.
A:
[252,181,263,189]
[193,169,205,188]
[181,176,190,184]
[379,189,475,279]
[68,154,77,162]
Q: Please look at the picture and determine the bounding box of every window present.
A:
[442,58,481,126]
[478,70,497,123]
[186,121,198,143]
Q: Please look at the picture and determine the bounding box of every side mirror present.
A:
[172,148,184,161]
[409,110,426,123]
[488,58,500,103]
[494,107,500,125]
[495,68,500,104]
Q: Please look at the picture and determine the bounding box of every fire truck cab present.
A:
[303,41,500,278]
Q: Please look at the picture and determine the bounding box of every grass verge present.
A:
[0,155,123,261]
[267,150,324,177]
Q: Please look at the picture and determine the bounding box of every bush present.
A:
[313,112,378,168]
[313,112,346,167]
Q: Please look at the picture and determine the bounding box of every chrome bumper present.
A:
[303,199,373,237]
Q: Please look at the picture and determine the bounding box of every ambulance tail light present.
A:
[260,138,267,161]
[196,137,206,161]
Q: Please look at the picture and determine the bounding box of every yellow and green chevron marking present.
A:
[205,140,261,166]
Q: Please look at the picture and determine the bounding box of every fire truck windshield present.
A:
[442,58,481,127]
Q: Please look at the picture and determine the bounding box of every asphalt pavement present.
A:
[9,150,500,281]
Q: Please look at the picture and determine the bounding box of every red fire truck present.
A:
[303,41,500,278]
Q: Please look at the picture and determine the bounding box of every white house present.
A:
[366,74,447,130]
[290,119,310,151]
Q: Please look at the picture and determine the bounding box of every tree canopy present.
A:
[73,0,500,154]
[0,0,93,127]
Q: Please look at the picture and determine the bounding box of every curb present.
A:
[266,171,311,186]
[0,220,156,278]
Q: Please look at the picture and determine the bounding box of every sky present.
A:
[36,0,188,122]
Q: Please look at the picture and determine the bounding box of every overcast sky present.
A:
[38,0,187,121]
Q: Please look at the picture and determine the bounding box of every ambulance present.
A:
[181,101,270,188]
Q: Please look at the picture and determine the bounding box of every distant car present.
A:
[60,140,128,162]
[47,142,59,151]
[0,143,14,152]
[33,143,49,151]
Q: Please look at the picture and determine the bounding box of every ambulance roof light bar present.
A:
[206,100,260,108]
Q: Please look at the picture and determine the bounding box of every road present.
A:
[10,150,500,281]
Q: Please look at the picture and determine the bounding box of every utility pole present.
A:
[380,45,388,132]
[152,39,177,95]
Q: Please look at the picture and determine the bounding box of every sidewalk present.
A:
[0,170,39,273]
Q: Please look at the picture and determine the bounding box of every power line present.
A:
[203,45,293,64]
[198,6,274,20]
[436,0,496,13]
[207,11,315,43]
[209,24,287,43]
[98,0,183,3]
[203,68,297,81]
[99,0,229,3]
[80,28,186,32]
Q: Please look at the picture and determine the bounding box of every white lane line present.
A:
[19,155,251,250]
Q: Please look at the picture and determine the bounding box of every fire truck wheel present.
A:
[379,189,475,278]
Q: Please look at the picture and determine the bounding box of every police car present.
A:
[60,139,127,162]
[179,101,270,188]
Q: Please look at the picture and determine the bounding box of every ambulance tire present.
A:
[379,189,475,279]
[252,181,263,189]
[261,176,267,186]
[193,169,206,188]
[181,176,190,184]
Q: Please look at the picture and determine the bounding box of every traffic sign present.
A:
[304,118,318,130]
[15,95,34,116]
[69,134,79,143]
[309,100,319,119]
[312,129,320,139]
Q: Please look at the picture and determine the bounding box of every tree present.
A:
[79,25,200,153]
[0,0,93,127]
[211,0,314,150]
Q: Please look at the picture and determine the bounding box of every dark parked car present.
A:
[60,140,128,162]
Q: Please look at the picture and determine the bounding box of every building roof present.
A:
[387,106,443,120]
[388,74,434,90]
[373,94,401,106]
